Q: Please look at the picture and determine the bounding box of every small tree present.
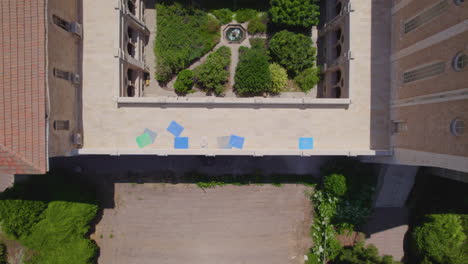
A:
[334,242,400,264]
[212,8,234,24]
[269,63,288,93]
[174,69,194,94]
[323,174,347,197]
[269,0,320,27]
[248,17,267,35]
[294,67,320,92]
[412,214,466,264]
[194,46,231,95]
[269,30,316,76]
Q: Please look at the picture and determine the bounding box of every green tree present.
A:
[235,47,272,95]
[269,30,316,76]
[194,46,231,95]
[412,214,467,264]
[269,63,288,93]
[212,8,234,24]
[334,242,400,264]
[294,67,320,92]
[235,9,257,23]
[248,17,267,35]
[269,0,320,27]
[323,174,347,197]
[174,69,195,94]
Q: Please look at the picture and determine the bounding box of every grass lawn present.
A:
[0,171,99,264]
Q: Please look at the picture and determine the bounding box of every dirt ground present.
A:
[92,183,313,264]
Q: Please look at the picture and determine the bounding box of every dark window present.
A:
[53,68,70,80]
[392,121,408,134]
[403,62,445,83]
[127,86,135,97]
[128,0,136,15]
[453,53,467,71]
[404,1,448,34]
[53,120,70,131]
[53,15,71,31]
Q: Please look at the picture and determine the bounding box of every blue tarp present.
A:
[174,137,189,149]
[167,121,184,137]
[229,135,245,149]
[299,137,314,150]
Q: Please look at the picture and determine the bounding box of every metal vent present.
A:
[404,0,449,34]
[53,120,70,131]
[403,62,445,84]
[70,22,82,38]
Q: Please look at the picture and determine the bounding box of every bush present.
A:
[412,214,467,264]
[0,200,47,239]
[249,38,268,50]
[194,46,231,95]
[269,30,316,75]
[295,67,319,92]
[323,174,347,197]
[155,3,220,83]
[174,69,194,94]
[333,242,400,264]
[212,8,234,24]
[235,8,257,23]
[0,243,6,264]
[235,47,272,95]
[269,63,288,93]
[270,0,320,27]
[248,17,267,35]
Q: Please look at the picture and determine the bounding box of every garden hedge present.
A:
[269,30,316,76]
[212,8,234,24]
[295,67,320,92]
[235,45,272,95]
[235,8,257,23]
[269,63,288,93]
[174,69,195,94]
[155,3,220,83]
[194,46,231,95]
[270,0,320,27]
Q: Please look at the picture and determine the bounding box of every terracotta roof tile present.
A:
[0,0,47,175]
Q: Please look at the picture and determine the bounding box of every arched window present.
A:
[451,118,465,136]
[452,52,467,72]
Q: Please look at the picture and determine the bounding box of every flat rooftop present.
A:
[80,0,391,156]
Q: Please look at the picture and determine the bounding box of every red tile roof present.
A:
[0,0,47,174]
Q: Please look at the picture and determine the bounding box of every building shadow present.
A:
[369,0,392,151]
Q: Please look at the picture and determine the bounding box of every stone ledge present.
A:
[116,96,351,107]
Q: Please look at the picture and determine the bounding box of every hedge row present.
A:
[155,3,220,83]
[235,42,272,95]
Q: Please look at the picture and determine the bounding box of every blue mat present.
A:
[174,137,189,149]
[167,121,184,137]
[299,137,314,150]
[229,135,245,149]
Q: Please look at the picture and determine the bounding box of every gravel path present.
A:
[92,184,313,264]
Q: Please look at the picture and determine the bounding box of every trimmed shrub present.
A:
[269,63,288,93]
[269,30,316,76]
[294,67,320,92]
[194,46,231,95]
[334,242,400,264]
[0,243,6,264]
[212,8,234,24]
[235,47,272,95]
[235,8,257,23]
[412,214,467,264]
[155,3,220,83]
[270,0,320,27]
[174,69,194,94]
[248,17,267,35]
[249,38,268,50]
[0,199,47,239]
[323,174,347,197]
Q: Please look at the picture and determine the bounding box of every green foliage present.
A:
[248,17,267,34]
[194,46,231,95]
[269,63,288,93]
[412,214,467,264]
[269,30,316,76]
[0,200,47,239]
[334,242,401,264]
[174,69,194,94]
[235,8,257,23]
[323,174,347,197]
[269,0,320,27]
[155,3,220,83]
[212,8,234,24]
[235,46,272,95]
[0,243,6,264]
[294,67,320,92]
[23,201,99,264]
[0,171,99,264]
[196,181,226,189]
[249,38,268,50]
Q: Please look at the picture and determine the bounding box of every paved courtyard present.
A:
[92,184,313,264]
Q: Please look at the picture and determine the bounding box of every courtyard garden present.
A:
[154,0,321,97]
